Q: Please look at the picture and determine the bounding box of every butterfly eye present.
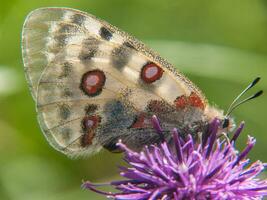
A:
[80,70,106,96]
[141,62,163,84]
[222,118,230,129]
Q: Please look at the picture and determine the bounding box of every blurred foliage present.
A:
[0,0,267,199]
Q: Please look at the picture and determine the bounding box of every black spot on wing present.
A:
[111,45,133,69]
[71,14,86,26]
[123,41,137,50]
[79,49,97,63]
[52,25,79,49]
[102,100,135,129]
[85,104,98,114]
[62,88,73,98]
[61,127,72,141]
[99,27,113,41]
[53,35,68,48]
[79,38,99,64]
[59,104,71,120]
[59,62,72,79]
[58,24,79,34]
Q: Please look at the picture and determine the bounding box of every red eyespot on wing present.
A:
[81,132,95,147]
[80,70,106,96]
[189,92,205,110]
[174,95,188,109]
[174,92,205,110]
[81,115,101,147]
[129,113,152,129]
[141,62,163,84]
[82,115,101,130]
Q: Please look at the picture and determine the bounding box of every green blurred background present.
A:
[0,0,267,199]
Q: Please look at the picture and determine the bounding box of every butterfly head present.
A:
[221,116,235,132]
[204,105,234,133]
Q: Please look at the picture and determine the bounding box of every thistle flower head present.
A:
[83,117,267,200]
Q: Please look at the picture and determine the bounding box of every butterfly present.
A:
[22,7,261,157]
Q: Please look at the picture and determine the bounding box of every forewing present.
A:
[22,7,206,157]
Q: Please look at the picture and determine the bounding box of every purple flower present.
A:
[83,117,267,200]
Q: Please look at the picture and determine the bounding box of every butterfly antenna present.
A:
[226,77,261,116]
[227,90,263,116]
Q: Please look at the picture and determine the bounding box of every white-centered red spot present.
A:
[86,75,99,86]
[141,62,163,83]
[81,115,101,147]
[81,70,106,96]
[146,66,158,78]
[83,115,101,130]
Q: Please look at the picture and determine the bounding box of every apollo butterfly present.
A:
[22,7,262,157]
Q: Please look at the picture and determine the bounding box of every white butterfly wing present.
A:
[22,7,206,157]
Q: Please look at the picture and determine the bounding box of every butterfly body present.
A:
[22,8,224,157]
